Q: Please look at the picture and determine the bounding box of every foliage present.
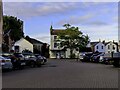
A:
[58,24,90,58]
[3,15,24,41]
[69,53,76,59]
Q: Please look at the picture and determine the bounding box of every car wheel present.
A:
[30,61,36,68]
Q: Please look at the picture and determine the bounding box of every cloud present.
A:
[3,0,119,2]
[30,33,50,44]
[56,14,95,26]
[80,24,118,42]
[85,21,109,26]
[3,2,81,19]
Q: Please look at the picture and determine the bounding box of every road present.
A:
[2,59,119,88]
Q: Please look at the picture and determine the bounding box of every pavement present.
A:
[2,59,119,88]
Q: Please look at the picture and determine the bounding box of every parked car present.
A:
[11,53,26,69]
[90,52,102,62]
[0,56,13,71]
[82,53,93,62]
[102,53,114,65]
[92,53,105,63]
[24,54,42,67]
[41,56,47,65]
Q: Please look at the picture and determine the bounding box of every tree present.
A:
[3,15,24,42]
[58,24,89,58]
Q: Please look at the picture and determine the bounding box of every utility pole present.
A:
[0,0,3,54]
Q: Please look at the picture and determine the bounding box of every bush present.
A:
[70,54,76,59]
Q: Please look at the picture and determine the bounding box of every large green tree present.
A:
[3,15,24,41]
[57,24,89,58]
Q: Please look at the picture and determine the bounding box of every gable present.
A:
[14,38,33,46]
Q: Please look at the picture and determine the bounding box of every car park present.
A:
[0,56,13,71]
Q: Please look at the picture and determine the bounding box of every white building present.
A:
[105,41,118,53]
[12,38,33,53]
[50,28,79,58]
[90,41,105,53]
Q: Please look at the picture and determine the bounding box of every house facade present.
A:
[25,36,44,54]
[90,40,118,54]
[105,41,118,53]
[12,38,33,53]
[50,28,79,58]
[90,41,105,53]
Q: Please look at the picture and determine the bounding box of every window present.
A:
[101,46,103,49]
[108,45,110,49]
[96,46,98,49]
[54,43,57,48]
[54,36,57,40]
[113,45,115,50]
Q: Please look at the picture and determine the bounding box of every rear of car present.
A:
[0,56,13,71]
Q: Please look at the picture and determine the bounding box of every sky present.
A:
[2,1,119,44]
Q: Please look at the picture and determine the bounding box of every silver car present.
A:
[0,56,13,70]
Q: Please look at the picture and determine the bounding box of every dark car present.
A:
[90,52,102,62]
[23,54,42,67]
[82,53,93,62]
[35,54,47,65]
[11,53,26,69]
[91,53,104,63]
[102,53,114,65]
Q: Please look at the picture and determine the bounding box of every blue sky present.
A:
[3,1,118,44]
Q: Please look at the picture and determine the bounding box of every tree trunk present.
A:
[70,48,73,58]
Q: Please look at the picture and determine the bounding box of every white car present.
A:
[0,56,13,70]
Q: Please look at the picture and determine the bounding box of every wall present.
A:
[105,41,117,53]
[13,38,33,53]
[94,42,105,53]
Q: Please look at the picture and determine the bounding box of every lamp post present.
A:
[0,0,3,54]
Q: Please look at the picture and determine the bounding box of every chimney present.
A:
[102,40,105,44]
[99,39,101,42]
[113,40,114,43]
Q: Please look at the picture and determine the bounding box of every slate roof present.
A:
[51,29,65,35]
[25,37,44,44]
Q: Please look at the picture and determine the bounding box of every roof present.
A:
[104,41,118,46]
[25,36,44,44]
[90,42,99,46]
[51,29,65,35]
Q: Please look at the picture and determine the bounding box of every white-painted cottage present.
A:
[12,38,33,53]
[90,41,105,53]
[105,41,118,53]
